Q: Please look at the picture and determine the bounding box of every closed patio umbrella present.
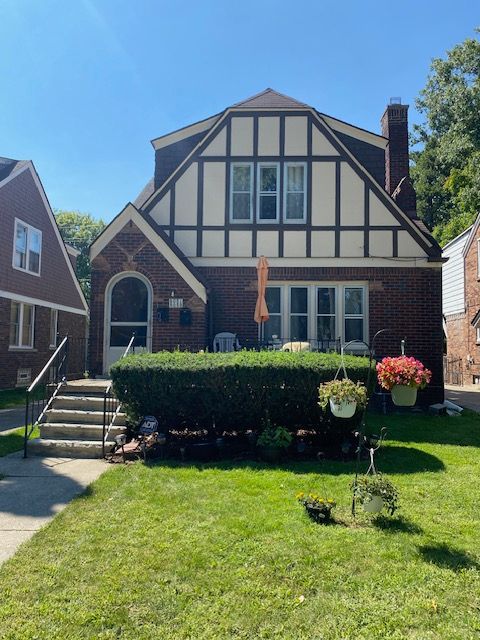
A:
[254,256,270,333]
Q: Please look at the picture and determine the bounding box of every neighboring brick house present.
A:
[443,216,480,385]
[0,157,88,389]
[90,89,444,402]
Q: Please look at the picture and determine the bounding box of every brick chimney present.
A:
[381,99,417,218]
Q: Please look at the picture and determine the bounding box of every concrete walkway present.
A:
[0,453,107,565]
[445,384,480,413]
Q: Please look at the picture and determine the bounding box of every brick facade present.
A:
[89,222,207,375]
[445,223,480,384]
[0,296,86,389]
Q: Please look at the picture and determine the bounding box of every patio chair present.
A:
[213,332,241,353]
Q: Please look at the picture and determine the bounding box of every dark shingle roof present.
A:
[133,177,155,209]
[0,156,23,182]
[232,88,310,109]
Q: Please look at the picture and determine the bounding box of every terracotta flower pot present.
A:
[391,385,417,407]
[329,398,357,419]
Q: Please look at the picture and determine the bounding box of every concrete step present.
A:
[62,380,112,395]
[52,395,119,412]
[40,423,126,441]
[44,409,127,426]
[27,438,115,459]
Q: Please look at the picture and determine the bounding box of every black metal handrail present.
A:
[24,336,68,458]
[102,334,136,456]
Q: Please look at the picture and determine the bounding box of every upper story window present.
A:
[258,164,279,222]
[231,162,307,223]
[230,164,253,221]
[13,219,42,275]
[285,163,306,222]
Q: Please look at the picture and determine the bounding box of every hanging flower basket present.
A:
[318,379,368,420]
[329,398,357,419]
[363,495,384,513]
[376,356,432,407]
[391,384,417,407]
[352,474,399,516]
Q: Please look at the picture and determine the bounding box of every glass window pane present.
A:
[15,224,27,252]
[110,325,147,347]
[345,288,363,315]
[345,318,363,342]
[28,250,40,273]
[259,195,277,219]
[287,165,304,191]
[290,315,308,341]
[317,288,336,315]
[30,230,41,253]
[233,165,251,191]
[290,288,308,314]
[10,302,20,346]
[265,287,281,314]
[286,193,304,219]
[264,316,282,342]
[232,193,251,220]
[260,166,277,192]
[111,277,148,322]
[317,316,336,340]
[22,305,33,347]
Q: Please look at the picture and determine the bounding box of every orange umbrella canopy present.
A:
[254,256,269,324]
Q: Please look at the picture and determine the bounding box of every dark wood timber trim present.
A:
[334,160,341,257]
[197,161,204,257]
[363,184,369,257]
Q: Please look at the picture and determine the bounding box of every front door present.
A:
[105,275,151,372]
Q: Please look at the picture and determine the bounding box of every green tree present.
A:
[411,29,480,245]
[55,210,105,300]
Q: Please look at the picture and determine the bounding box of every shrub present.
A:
[111,350,374,432]
[256,425,292,449]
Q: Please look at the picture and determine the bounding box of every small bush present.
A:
[111,350,374,432]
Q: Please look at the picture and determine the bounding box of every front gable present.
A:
[139,91,439,263]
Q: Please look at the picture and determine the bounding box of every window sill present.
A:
[8,346,36,352]
[12,265,41,278]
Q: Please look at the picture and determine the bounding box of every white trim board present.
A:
[90,203,208,304]
[189,257,441,269]
[151,115,221,150]
[0,290,88,316]
[320,114,388,149]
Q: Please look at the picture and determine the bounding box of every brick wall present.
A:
[0,296,86,389]
[446,224,480,384]
[200,265,444,404]
[89,222,207,375]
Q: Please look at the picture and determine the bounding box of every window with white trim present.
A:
[50,309,58,348]
[258,163,279,221]
[261,283,367,344]
[264,287,282,341]
[344,287,364,342]
[10,301,35,348]
[284,163,306,221]
[290,287,309,341]
[230,163,253,221]
[13,219,42,275]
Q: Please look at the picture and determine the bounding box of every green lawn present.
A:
[0,426,39,458]
[0,388,26,410]
[0,412,479,639]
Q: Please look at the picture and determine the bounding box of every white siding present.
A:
[442,231,469,316]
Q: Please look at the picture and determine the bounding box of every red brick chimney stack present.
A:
[381,99,417,218]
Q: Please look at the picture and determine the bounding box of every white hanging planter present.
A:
[329,398,357,419]
[391,385,418,407]
[363,495,384,513]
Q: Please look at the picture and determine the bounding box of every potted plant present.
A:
[376,356,432,406]
[257,424,292,462]
[352,474,398,515]
[318,379,368,419]
[296,492,336,523]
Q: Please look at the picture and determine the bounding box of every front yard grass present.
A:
[0,426,39,458]
[0,412,479,639]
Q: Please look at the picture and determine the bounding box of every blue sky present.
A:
[0,0,476,222]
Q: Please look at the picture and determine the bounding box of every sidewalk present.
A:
[0,453,107,565]
[445,384,480,413]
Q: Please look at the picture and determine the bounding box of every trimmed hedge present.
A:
[111,350,374,431]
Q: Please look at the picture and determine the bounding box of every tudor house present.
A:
[89,89,444,401]
[0,157,88,389]
[442,214,480,385]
